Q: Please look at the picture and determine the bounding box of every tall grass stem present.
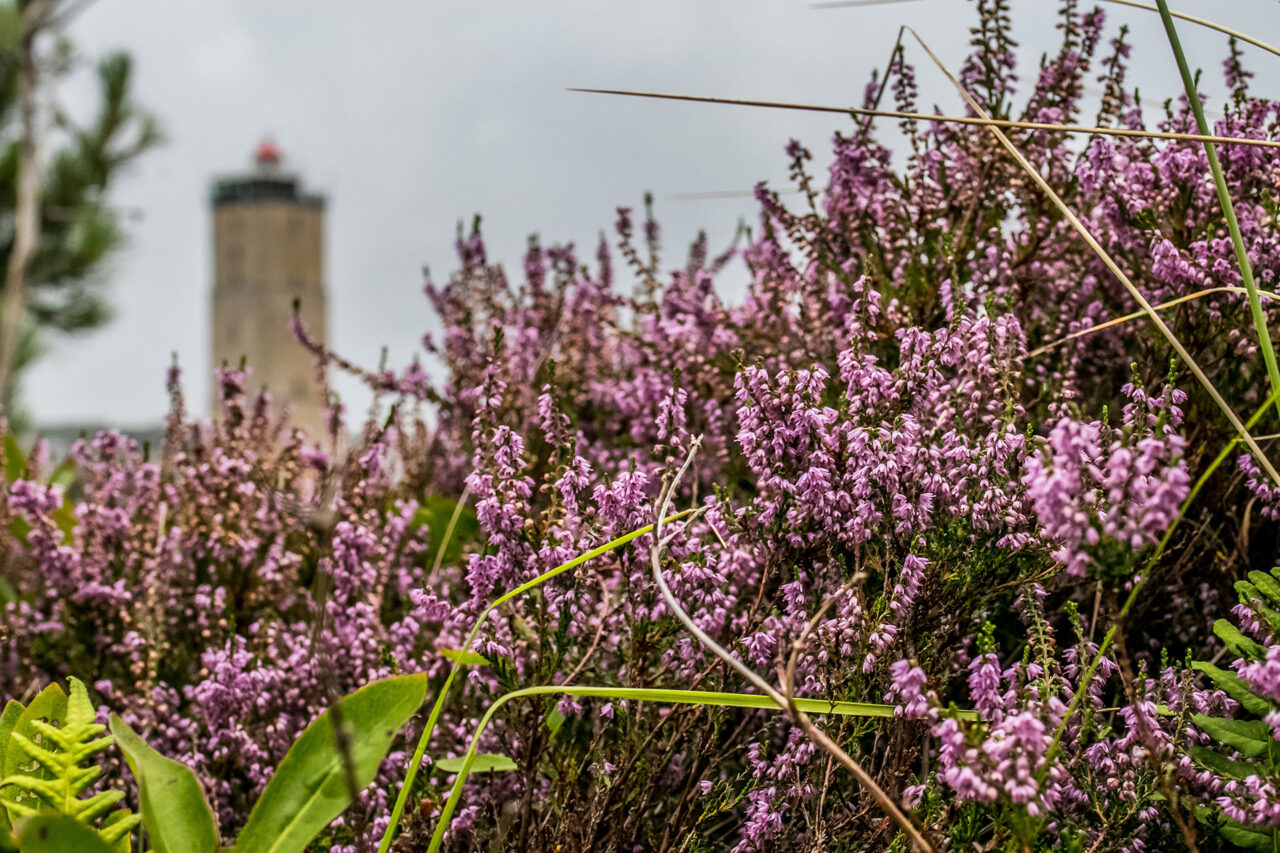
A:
[1153,0,1280,424]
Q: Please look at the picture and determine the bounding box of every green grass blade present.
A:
[377,510,696,853]
[903,26,1280,487]
[424,685,959,852]
[1154,0,1280,421]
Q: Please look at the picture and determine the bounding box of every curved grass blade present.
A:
[1101,0,1280,60]
[377,510,697,853]
[810,0,1280,61]
[425,684,945,852]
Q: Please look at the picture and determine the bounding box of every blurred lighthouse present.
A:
[209,139,328,434]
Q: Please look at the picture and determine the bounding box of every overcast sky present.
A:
[25,0,1280,426]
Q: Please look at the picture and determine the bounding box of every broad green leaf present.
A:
[109,715,219,853]
[3,436,24,483]
[1193,661,1272,717]
[3,685,67,825]
[434,754,516,774]
[411,497,479,569]
[1251,571,1280,611]
[543,707,565,737]
[12,815,113,853]
[1218,820,1278,852]
[0,701,23,835]
[438,649,488,667]
[0,577,15,607]
[233,674,427,853]
[45,462,74,491]
[1189,745,1257,781]
[1214,619,1266,661]
[1193,714,1275,758]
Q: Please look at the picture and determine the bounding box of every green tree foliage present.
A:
[0,0,159,416]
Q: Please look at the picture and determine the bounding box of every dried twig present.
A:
[903,26,1280,488]
[569,88,1280,151]
[1024,286,1280,359]
[650,437,936,853]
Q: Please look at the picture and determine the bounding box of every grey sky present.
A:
[26,0,1280,426]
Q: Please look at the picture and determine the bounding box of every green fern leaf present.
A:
[98,807,140,851]
[1193,715,1275,759]
[1214,619,1266,661]
[1192,661,1272,717]
[1249,571,1280,612]
[0,678,138,850]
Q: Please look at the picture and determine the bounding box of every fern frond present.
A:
[0,677,138,851]
[1192,571,1280,849]
[74,789,127,824]
[99,808,141,847]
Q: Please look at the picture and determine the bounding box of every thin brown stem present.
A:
[569,88,1280,151]
[1099,0,1280,60]
[651,438,936,853]
[904,27,1280,488]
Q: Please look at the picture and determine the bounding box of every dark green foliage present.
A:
[1192,567,1280,849]
[0,1,159,413]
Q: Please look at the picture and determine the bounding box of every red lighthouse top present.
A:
[255,138,281,167]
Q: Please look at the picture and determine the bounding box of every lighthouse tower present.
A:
[210,140,328,434]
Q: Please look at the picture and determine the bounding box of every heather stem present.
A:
[1039,388,1280,776]
[649,437,937,853]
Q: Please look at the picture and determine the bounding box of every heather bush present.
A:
[3,1,1280,850]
